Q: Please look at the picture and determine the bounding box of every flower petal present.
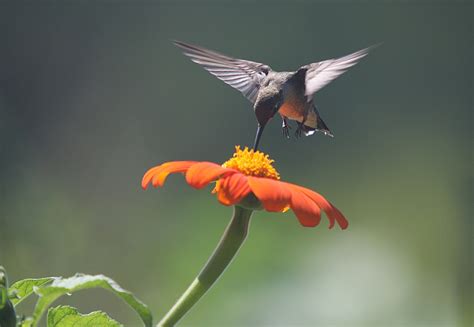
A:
[247,177,291,212]
[290,184,348,229]
[185,162,235,189]
[287,187,322,227]
[217,173,251,206]
[142,161,196,189]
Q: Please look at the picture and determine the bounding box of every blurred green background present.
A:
[0,1,472,326]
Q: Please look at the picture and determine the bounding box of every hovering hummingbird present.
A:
[174,40,375,150]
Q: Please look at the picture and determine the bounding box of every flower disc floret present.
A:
[222,146,280,180]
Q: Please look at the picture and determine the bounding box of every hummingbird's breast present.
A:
[279,80,308,122]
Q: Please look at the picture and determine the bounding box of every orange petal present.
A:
[142,165,167,188]
[289,184,348,229]
[185,162,235,189]
[247,177,291,212]
[141,161,196,189]
[217,173,251,206]
[287,187,322,227]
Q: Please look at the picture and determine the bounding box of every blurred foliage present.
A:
[2,269,151,327]
[0,1,472,326]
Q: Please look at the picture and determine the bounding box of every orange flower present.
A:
[142,147,348,229]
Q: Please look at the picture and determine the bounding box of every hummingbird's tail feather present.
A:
[313,114,333,137]
[301,124,333,137]
[302,108,333,137]
[301,125,316,136]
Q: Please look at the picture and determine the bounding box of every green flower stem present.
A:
[157,206,253,327]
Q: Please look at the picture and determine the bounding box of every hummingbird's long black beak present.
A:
[253,124,265,151]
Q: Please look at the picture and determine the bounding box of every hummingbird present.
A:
[174,40,375,150]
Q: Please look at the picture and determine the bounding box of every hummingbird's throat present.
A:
[222,146,280,180]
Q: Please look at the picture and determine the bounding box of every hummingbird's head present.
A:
[252,89,282,150]
[254,89,282,127]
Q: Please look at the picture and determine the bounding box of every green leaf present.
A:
[32,274,152,327]
[9,277,55,306]
[47,305,122,327]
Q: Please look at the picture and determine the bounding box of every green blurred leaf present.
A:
[9,277,55,306]
[32,274,152,327]
[19,317,33,327]
[47,305,122,327]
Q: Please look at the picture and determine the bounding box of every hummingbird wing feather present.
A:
[174,41,271,103]
[304,46,374,97]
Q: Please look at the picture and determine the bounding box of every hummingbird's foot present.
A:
[295,122,304,138]
[281,118,291,139]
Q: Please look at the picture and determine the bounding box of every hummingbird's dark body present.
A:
[174,41,374,149]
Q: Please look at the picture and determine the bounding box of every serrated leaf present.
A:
[9,277,55,306]
[32,274,152,327]
[47,305,122,327]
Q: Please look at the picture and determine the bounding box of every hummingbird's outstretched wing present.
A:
[303,45,375,98]
[174,40,271,104]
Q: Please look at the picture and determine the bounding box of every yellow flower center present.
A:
[222,146,280,180]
